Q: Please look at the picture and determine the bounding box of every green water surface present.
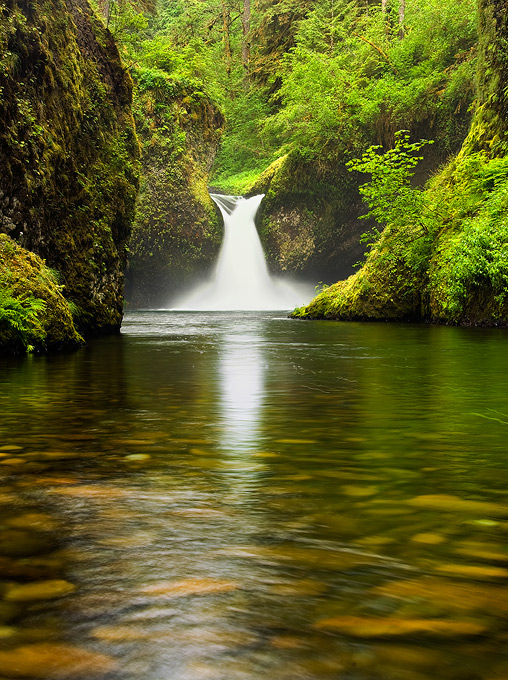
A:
[0,311,508,680]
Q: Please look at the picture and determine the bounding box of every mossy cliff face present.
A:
[248,154,371,285]
[294,0,508,326]
[125,72,224,309]
[0,0,139,337]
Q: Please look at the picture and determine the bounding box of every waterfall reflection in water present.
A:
[219,335,265,453]
[0,311,508,679]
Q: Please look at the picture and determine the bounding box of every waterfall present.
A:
[173,194,311,311]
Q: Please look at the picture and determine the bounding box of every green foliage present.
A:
[107,0,150,44]
[347,130,434,235]
[0,235,84,354]
[211,85,275,185]
[264,0,477,159]
[431,154,508,318]
[124,0,477,190]
[0,289,46,353]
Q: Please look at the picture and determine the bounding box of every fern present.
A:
[0,288,47,352]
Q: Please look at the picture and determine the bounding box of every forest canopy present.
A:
[100,0,478,192]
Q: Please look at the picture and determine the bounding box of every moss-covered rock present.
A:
[0,234,83,354]
[247,153,371,284]
[294,0,508,326]
[0,0,139,339]
[125,70,224,309]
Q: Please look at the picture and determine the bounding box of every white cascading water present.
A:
[173,194,312,311]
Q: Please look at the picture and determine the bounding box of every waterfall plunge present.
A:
[173,194,312,311]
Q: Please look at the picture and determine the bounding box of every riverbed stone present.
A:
[313,615,486,638]
[0,603,20,624]
[124,453,151,461]
[0,642,117,678]
[5,580,76,602]
[341,485,378,497]
[410,532,446,545]
[219,544,378,570]
[372,576,508,615]
[24,452,80,462]
[407,494,508,517]
[5,513,58,532]
[0,555,60,581]
[372,643,446,669]
[0,530,55,558]
[139,577,238,598]
[91,625,149,642]
[357,536,397,547]
[434,563,508,580]
[47,485,127,499]
[454,541,508,562]
[97,531,155,548]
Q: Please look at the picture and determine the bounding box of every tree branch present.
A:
[352,32,399,74]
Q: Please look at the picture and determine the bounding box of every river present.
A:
[1,311,508,679]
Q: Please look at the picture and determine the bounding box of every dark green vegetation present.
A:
[0,0,139,352]
[295,0,508,325]
[125,38,225,308]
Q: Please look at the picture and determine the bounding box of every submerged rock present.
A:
[314,615,487,638]
[139,577,238,598]
[435,564,508,580]
[0,531,55,558]
[0,643,117,678]
[372,576,508,615]
[5,580,76,602]
[406,494,508,516]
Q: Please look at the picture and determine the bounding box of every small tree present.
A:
[346,130,435,249]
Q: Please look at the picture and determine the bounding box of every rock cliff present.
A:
[125,71,224,309]
[0,0,139,348]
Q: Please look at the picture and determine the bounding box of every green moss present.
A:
[0,235,83,354]
[247,152,370,282]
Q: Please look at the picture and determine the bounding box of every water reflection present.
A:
[218,334,265,453]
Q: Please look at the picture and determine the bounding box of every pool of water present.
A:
[1,311,508,679]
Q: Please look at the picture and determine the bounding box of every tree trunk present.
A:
[221,0,232,76]
[242,0,251,74]
[98,0,111,24]
[398,0,405,38]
